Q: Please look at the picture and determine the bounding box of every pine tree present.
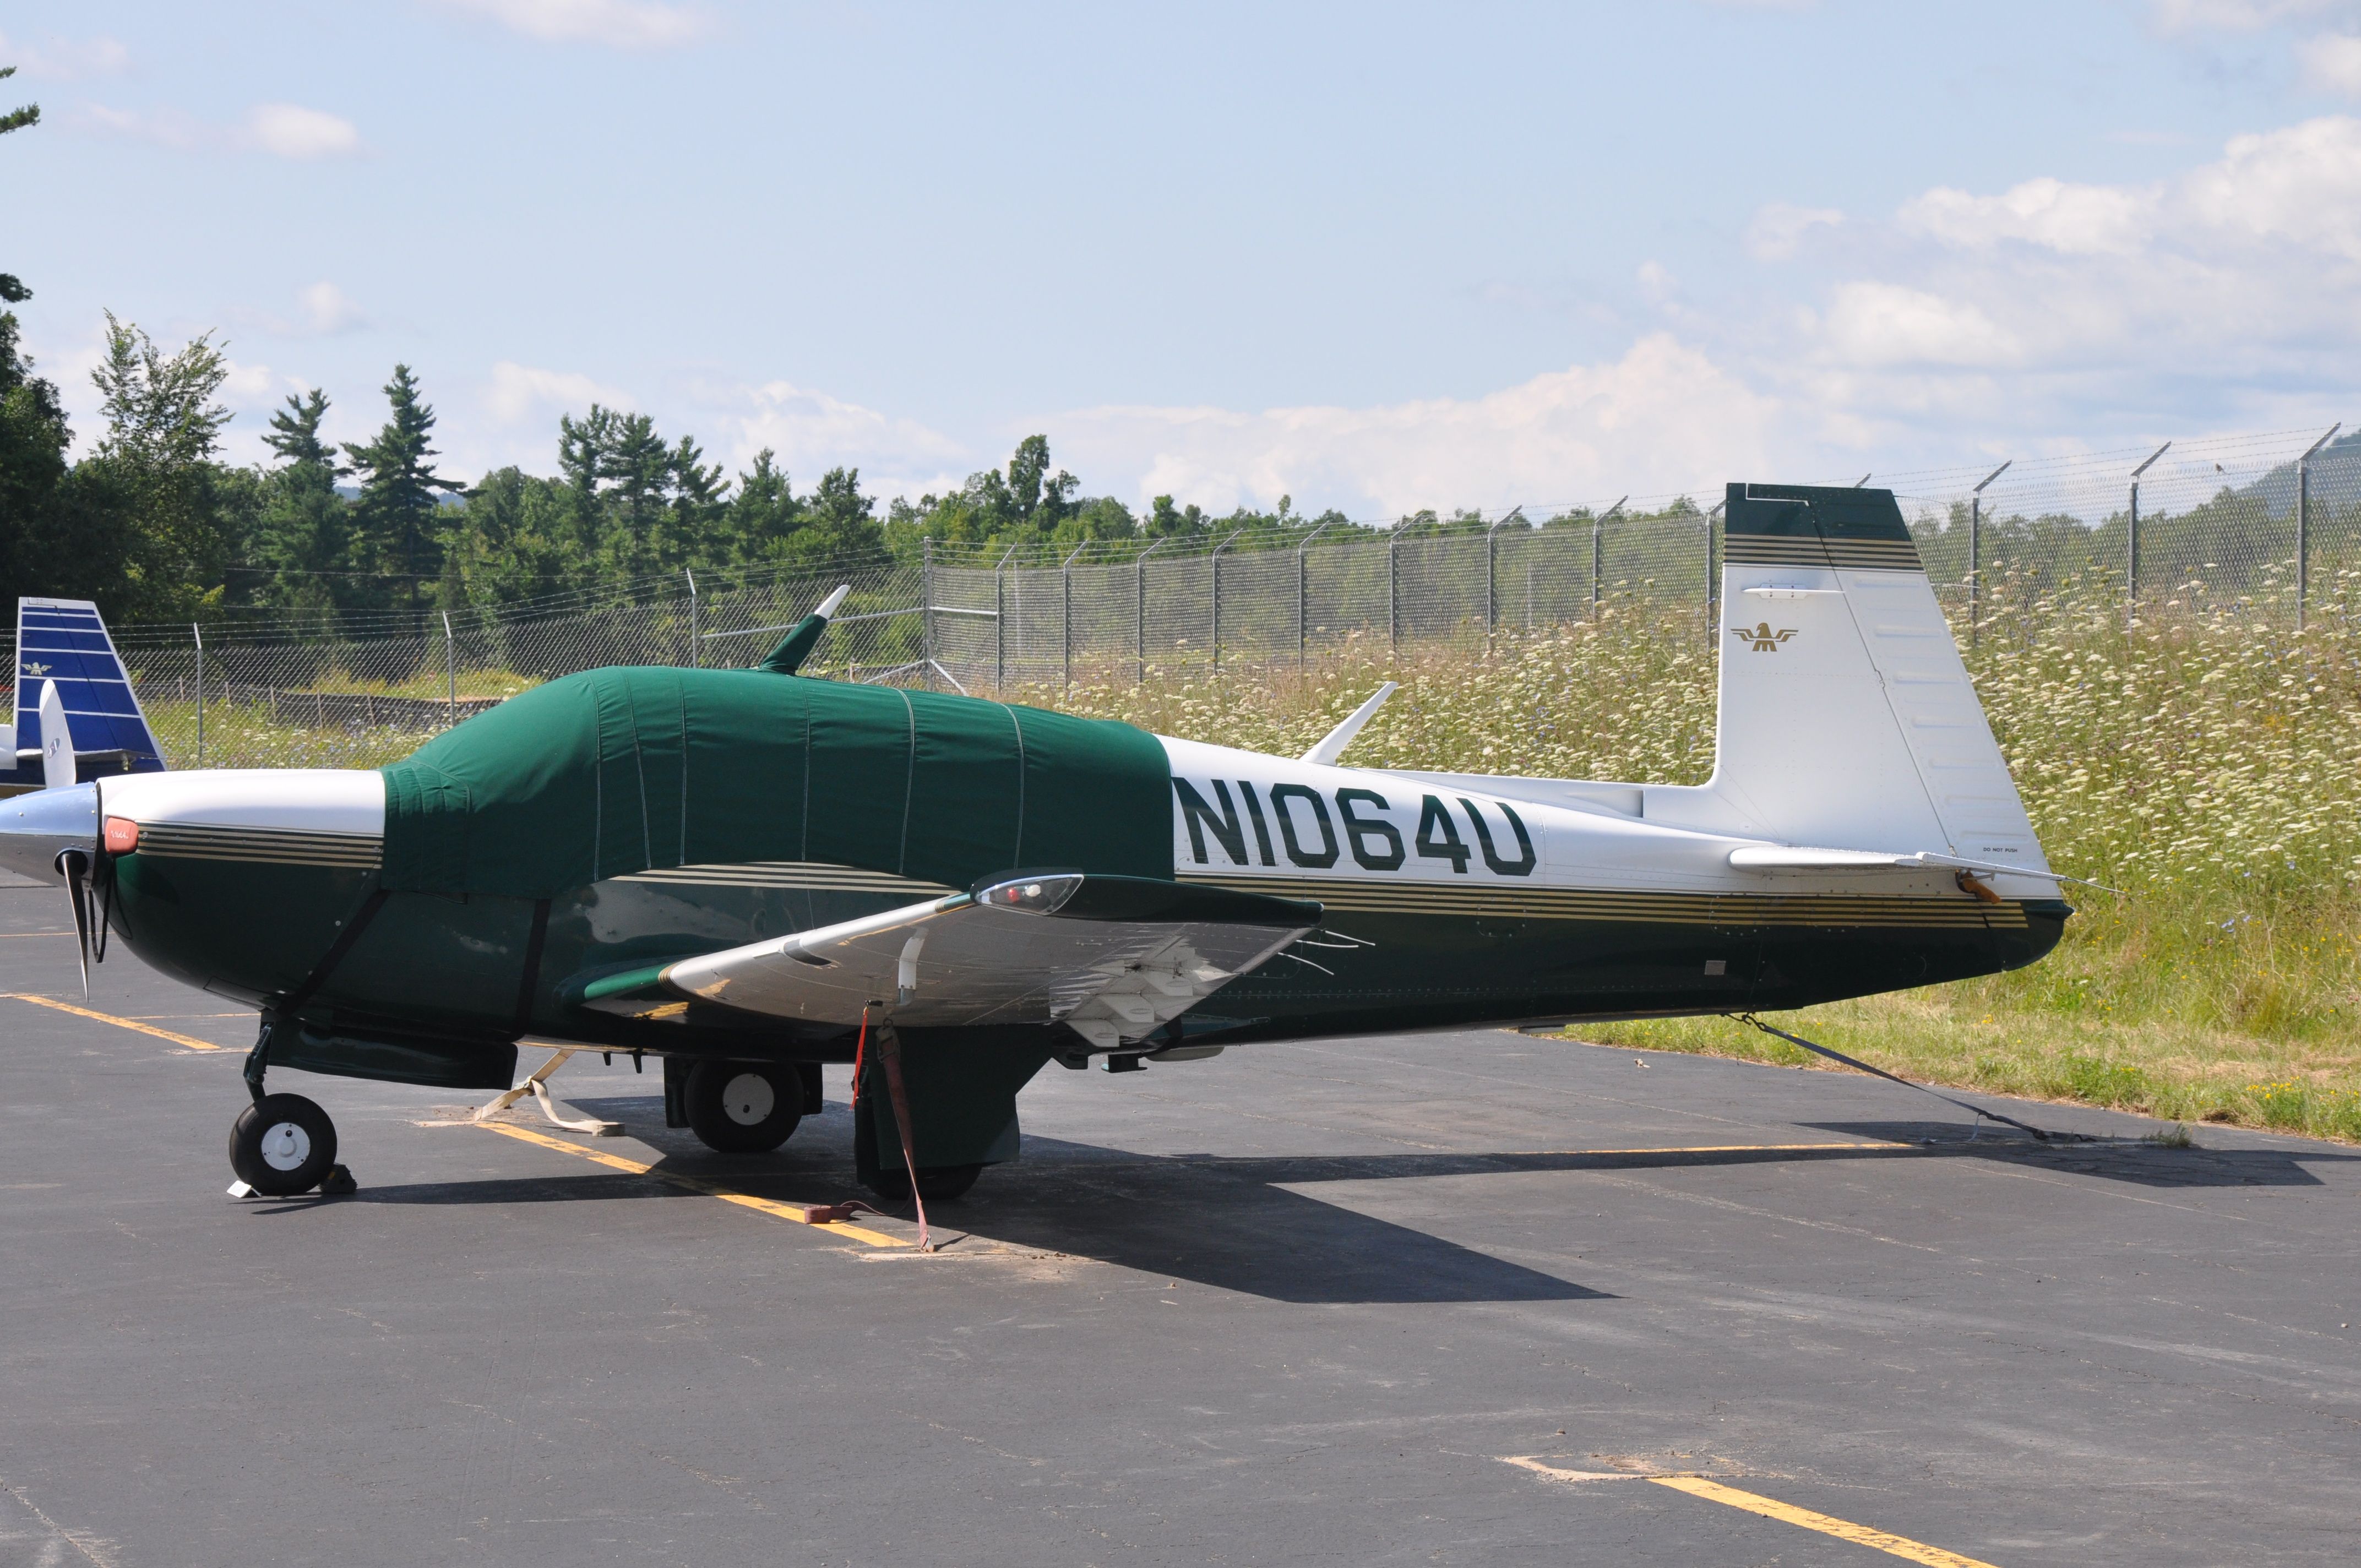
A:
[343,364,463,609]
[253,389,353,610]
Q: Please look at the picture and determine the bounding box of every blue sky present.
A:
[8,1,2361,516]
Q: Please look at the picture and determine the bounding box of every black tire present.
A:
[865,1162,984,1203]
[229,1094,338,1196]
[684,1061,802,1153]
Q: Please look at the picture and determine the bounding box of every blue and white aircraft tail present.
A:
[2,597,167,798]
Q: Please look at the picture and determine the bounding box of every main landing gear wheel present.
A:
[229,1093,338,1196]
[866,1163,984,1203]
[684,1061,802,1154]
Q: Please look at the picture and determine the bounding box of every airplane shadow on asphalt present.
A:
[1803,1120,2360,1189]
[326,1096,1603,1305]
[312,1097,2355,1304]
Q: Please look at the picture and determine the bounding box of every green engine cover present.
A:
[377,667,1175,899]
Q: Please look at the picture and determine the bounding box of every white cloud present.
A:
[0,31,129,80]
[225,281,371,339]
[1771,113,2361,450]
[714,380,969,498]
[240,103,361,159]
[2300,31,2361,92]
[298,282,366,335]
[72,101,363,160]
[428,0,711,48]
[486,361,634,426]
[1902,175,2152,254]
[1744,202,1844,260]
[1895,117,2361,264]
[1818,284,2021,369]
[1051,335,1782,518]
[220,358,285,404]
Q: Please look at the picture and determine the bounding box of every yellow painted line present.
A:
[1,992,230,1050]
[1523,1142,1904,1158]
[0,930,74,938]
[1503,1457,2003,1567]
[1649,1476,2004,1568]
[474,1120,908,1248]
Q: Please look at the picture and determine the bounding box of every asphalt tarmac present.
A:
[2,874,2357,1567]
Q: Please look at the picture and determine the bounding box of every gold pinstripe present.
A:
[1724,536,1924,571]
[614,861,958,896]
[1178,871,2028,928]
[132,823,382,869]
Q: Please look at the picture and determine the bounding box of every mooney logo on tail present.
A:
[1731,623,1797,653]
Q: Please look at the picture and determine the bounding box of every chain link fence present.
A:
[33,423,2359,771]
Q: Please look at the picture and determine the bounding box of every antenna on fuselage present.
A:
[756,584,855,676]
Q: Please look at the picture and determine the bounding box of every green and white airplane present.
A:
[1,483,2070,1202]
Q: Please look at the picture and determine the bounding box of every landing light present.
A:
[976,873,1081,914]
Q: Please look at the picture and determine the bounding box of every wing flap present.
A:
[659,873,1320,1043]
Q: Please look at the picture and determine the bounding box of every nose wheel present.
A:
[229,1093,341,1196]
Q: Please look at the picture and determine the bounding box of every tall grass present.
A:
[1026,581,2361,1143]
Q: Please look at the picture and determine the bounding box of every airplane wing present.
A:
[610,873,1322,1049]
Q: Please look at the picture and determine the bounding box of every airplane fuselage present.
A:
[85,739,2065,1069]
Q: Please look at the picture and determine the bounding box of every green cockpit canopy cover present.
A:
[378,668,1174,899]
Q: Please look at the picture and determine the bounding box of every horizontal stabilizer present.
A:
[1728,845,2102,891]
[645,873,1321,1046]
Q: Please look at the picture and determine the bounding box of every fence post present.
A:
[441,611,456,726]
[1388,528,1400,651]
[1969,459,2011,648]
[994,550,1008,691]
[684,568,699,667]
[192,623,204,767]
[2128,442,2170,626]
[1294,520,1332,669]
[1705,502,1723,640]
[1061,542,1085,689]
[1592,496,1624,619]
[1135,538,1167,686]
[922,537,935,690]
[1484,508,1520,654]
[1486,518,1498,651]
[2297,424,2341,633]
[1211,533,1238,672]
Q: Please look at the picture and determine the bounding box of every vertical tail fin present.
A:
[1709,484,2051,884]
[12,598,167,786]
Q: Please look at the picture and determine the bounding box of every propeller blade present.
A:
[58,848,91,998]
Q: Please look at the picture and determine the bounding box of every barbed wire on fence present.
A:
[21,421,2358,771]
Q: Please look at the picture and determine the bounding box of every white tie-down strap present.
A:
[474,1048,622,1136]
